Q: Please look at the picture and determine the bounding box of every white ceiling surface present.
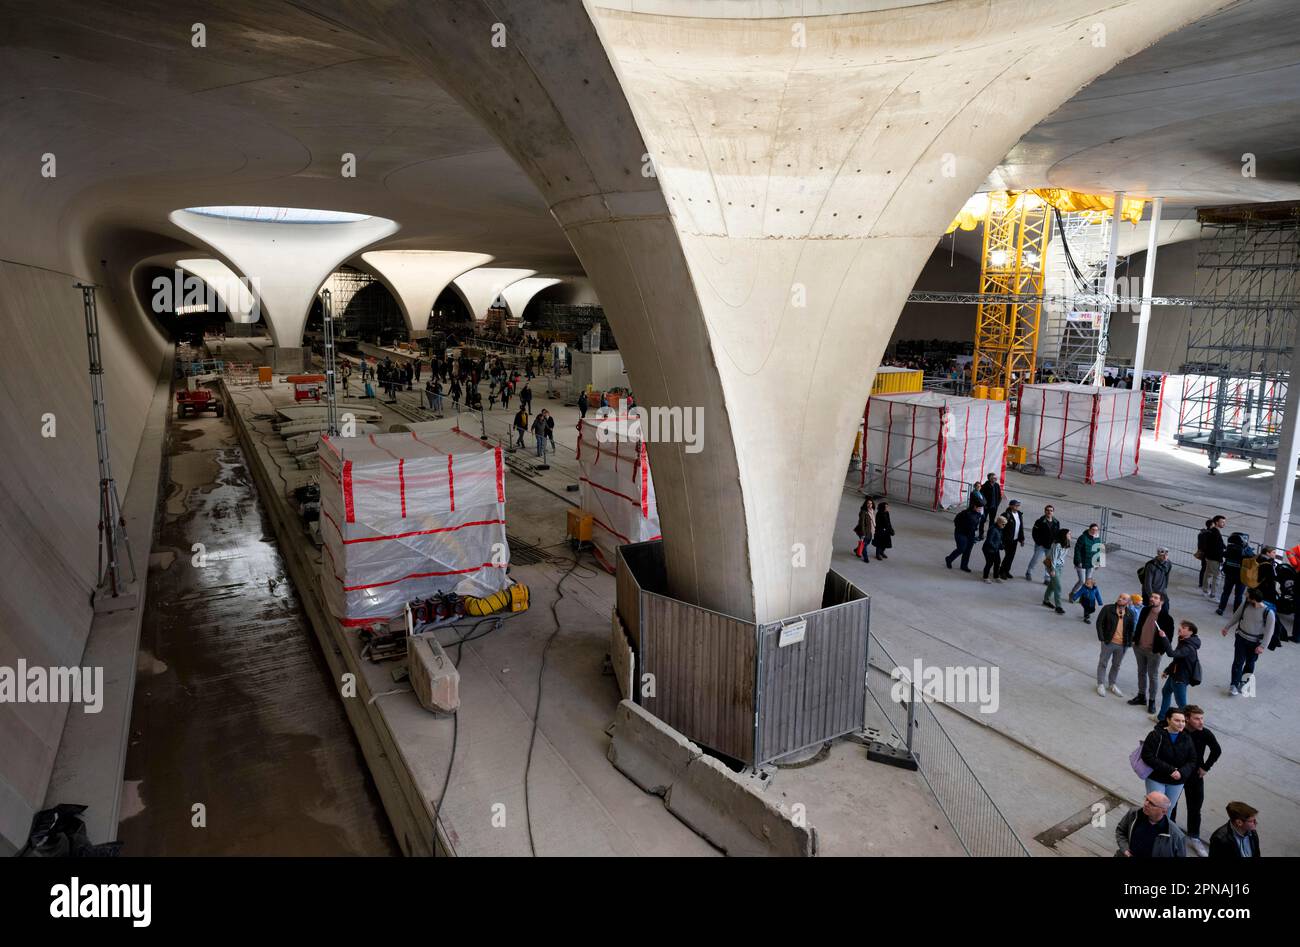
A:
[2,0,1294,317]
[452,268,537,320]
[358,250,495,333]
[170,210,399,346]
[993,0,1300,207]
[0,2,584,284]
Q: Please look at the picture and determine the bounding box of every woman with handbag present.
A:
[854,497,875,562]
[1137,708,1197,809]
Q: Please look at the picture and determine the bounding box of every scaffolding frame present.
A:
[323,266,406,341]
[1176,202,1300,473]
[1039,210,1113,383]
[971,193,1051,394]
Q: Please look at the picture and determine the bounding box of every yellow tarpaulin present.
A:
[946,189,1146,234]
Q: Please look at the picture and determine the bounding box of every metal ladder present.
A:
[77,283,137,600]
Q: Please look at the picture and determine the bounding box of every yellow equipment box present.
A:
[1006,444,1028,465]
[567,509,594,543]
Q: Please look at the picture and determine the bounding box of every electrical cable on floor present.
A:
[523,550,583,857]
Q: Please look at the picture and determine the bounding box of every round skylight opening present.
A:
[183,206,372,224]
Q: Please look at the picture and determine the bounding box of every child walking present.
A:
[1042,527,1071,615]
[1070,576,1104,623]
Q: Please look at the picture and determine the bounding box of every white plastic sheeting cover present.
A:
[576,416,660,571]
[318,429,508,625]
[1153,374,1184,442]
[863,391,1010,509]
[1016,383,1142,483]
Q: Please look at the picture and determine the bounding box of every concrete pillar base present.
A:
[266,347,306,374]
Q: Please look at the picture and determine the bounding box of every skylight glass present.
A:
[184,206,371,224]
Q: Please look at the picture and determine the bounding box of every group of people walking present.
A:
[851,477,1281,859]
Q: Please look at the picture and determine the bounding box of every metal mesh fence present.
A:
[865,635,1030,857]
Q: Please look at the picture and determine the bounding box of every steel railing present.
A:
[864,633,1030,857]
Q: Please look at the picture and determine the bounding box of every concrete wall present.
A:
[0,257,167,851]
[890,244,981,346]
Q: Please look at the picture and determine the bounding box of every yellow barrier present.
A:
[871,367,923,395]
[972,384,989,400]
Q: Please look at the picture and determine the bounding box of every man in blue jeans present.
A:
[1221,588,1276,696]
[945,502,982,572]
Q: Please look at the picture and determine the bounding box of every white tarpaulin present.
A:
[863,392,1010,509]
[318,429,508,625]
[576,416,660,571]
[1153,373,1184,442]
[1016,383,1142,483]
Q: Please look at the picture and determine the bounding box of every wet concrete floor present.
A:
[118,406,398,855]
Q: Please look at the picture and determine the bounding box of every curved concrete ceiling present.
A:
[993,0,1300,210]
[0,1,585,281]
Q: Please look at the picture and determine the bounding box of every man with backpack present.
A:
[1258,546,1294,643]
[1221,587,1276,696]
[1216,532,1251,616]
[1153,620,1201,725]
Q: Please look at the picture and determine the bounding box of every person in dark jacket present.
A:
[968,482,986,539]
[872,502,894,560]
[982,515,1006,583]
[1201,515,1227,598]
[1172,705,1222,856]
[1208,802,1261,859]
[977,472,1001,540]
[997,499,1025,579]
[512,407,529,448]
[1025,504,1059,582]
[1255,546,1291,643]
[1095,593,1137,697]
[1140,547,1173,615]
[1128,593,1176,713]
[1154,620,1201,725]
[1140,708,1197,810]
[945,502,981,573]
[1216,532,1249,616]
[1115,792,1186,858]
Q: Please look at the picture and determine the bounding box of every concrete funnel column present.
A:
[346,0,1229,622]
[169,210,399,349]
[359,250,494,337]
[452,267,536,320]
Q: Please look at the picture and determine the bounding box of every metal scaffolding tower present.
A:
[971,192,1051,394]
[320,288,339,436]
[1039,209,1113,382]
[78,282,136,602]
[1176,202,1300,472]
[323,266,405,341]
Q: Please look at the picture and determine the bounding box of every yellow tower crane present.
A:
[970,191,1051,397]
